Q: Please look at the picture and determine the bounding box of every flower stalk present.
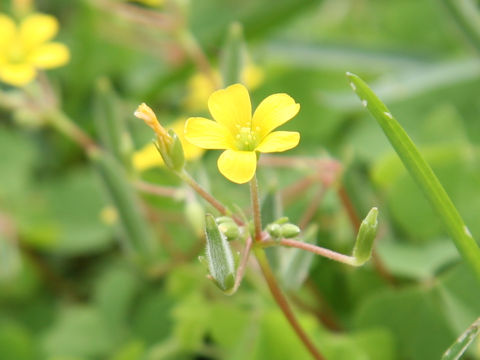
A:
[249,175,325,360]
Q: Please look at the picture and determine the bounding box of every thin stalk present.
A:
[249,175,262,241]
[135,181,179,198]
[261,238,357,266]
[230,236,253,294]
[179,170,244,225]
[249,175,324,360]
[44,110,98,153]
[253,248,325,360]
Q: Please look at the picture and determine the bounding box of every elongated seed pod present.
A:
[204,214,236,292]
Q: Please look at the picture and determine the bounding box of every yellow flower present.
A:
[184,64,265,112]
[133,118,204,171]
[0,13,70,86]
[185,83,300,184]
[130,0,164,7]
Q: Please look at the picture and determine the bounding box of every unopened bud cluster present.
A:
[266,217,301,241]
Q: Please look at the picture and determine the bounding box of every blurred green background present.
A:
[0,0,480,359]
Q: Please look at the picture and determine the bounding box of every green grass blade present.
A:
[346,72,480,283]
[441,0,480,53]
[442,317,480,360]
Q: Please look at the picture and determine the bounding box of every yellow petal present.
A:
[252,93,300,140]
[0,14,16,46]
[185,117,233,149]
[170,119,205,161]
[133,143,164,171]
[208,83,252,134]
[29,42,69,69]
[0,63,36,86]
[20,13,58,47]
[255,131,300,153]
[217,150,257,184]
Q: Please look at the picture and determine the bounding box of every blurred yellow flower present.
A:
[133,118,204,171]
[184,64,264,112]
[0,13,70,86]
[130,0,164,7]
[185,83,300,184]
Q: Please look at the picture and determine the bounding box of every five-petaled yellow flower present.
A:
[0,13,70,86]
[185,83,300,184]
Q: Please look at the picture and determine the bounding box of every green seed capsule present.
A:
[204,214,236,292]
[352,207,379,265]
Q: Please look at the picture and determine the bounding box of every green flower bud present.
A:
[135,103,184,172]
[352,207,379,265]
[204,214,236,293]
[280,223,301,238]
[218,221,240,241]
[274,217,289,225]
[266,223,282,239]
[155,129,185,172]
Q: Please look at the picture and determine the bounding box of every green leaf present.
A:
[93,264,140,334]
[42,306,115,359]
[442,317,480,360]
[354,287,454,360]
[376,239,459,280]
[0,127,35,202]
[0,320,37,360]
[91,149,159,265]
[19,168,114,255]
[94,78,133,169]
[131,289,174,345]
[347,72,480,283]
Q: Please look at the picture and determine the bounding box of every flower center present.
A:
[234,126,259,151]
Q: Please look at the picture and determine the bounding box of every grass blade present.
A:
[442,317,480,360]
[346,72,480,283]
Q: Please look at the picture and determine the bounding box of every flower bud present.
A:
[352,207,378,265]
[135,103,185,172]
[218,221,240,241]
[266,223,282,240]
[280,223,301,238]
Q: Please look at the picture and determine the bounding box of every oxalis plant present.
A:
[1,4,480,358]
[133,84,379,360]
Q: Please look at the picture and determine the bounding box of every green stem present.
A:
[249,175,324,360]
[179,170,244,225]
[253,247,325,360]
[260,238,357,266]
[249,175,263,241]
[44,110,98,153]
